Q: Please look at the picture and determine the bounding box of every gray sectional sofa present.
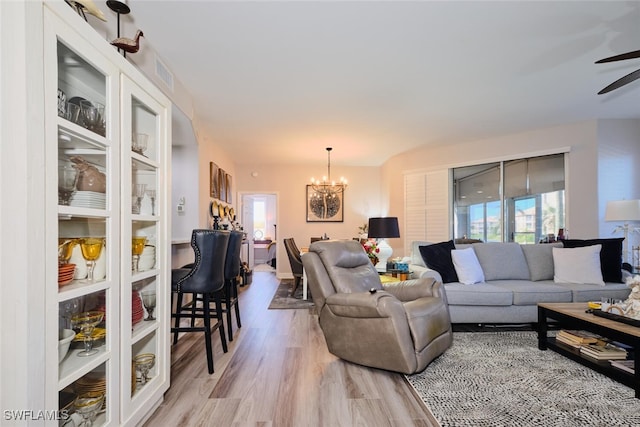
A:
[409,240,632,324]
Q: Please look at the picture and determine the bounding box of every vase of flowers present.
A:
[362,239,379,265]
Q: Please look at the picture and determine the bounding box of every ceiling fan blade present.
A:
[598,68,640,94]
[596,49,640,63]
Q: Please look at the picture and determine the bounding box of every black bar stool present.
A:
[222,230,244,341]
[171,229,229,374]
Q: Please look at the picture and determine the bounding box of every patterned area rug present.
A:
[268,279,314,310]
[406,331,640,427]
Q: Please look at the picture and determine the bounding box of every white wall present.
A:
[235,162,381,278]
[597,119,640,253]
[382,120,640,257]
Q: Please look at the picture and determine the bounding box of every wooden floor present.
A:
[143,270,439,426]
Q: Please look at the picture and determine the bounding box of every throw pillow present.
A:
[473,243,530,281]
[562,238,624,283]
[418,240,458,283]
[451,248,485,285]
[521,243,562,281]
[552,245,605,286]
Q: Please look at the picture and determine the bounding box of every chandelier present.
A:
[310,147,347,196]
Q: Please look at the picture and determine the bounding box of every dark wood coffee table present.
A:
[538,302,640,398]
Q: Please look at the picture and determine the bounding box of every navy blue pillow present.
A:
[562,238,624,283]
[419,240,458,283]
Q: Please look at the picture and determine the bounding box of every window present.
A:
[454,154,565,243]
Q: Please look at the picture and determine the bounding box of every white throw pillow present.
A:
[552,245,605,286]
[451,248,485,285]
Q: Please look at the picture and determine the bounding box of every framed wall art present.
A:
[225,172,232,204]
[209,162,220,199]
[218,168,227,202]
[306,185,344,222]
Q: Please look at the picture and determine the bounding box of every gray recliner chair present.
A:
[302,239,452,374]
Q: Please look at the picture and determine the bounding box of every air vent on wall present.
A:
[155,55,174,91]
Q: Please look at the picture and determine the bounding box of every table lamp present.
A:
[604,199,640,264]
[368,217,400,272]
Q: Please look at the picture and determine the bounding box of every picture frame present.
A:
[306,185,344,222]
[218,168,227,202]
[225,173,232,204]
[209,162,220,199]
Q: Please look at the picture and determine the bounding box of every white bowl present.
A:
[58,329,76,363]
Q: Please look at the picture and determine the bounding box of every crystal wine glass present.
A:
[73,391,105,427]
[60,297,80,330]
[58,165,78,205]
[80,238,104,282]
[140,290,156,321]
[131,236,147,272]
[58,238,77,264]
[133,184,147,215]
[70,311,104,357]
[146,189,156,216]
[134,353,155,385]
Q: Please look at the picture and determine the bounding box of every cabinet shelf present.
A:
[132,320,158,344]
[58,348,110,390]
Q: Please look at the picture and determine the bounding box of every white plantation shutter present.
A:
[404,169,450,255]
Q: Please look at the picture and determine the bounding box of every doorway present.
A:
[239,192,278,271]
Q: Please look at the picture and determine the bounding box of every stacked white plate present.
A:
[138,245,156,271]
[70,191,106,209]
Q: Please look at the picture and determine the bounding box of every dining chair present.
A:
[284,238,304,296]
[171,229,229,374]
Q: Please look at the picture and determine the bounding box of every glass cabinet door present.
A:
[45,9,120,426]
[120,76,170,423]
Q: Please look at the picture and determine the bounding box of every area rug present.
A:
[406,331,640,427]
[268,279,314,310]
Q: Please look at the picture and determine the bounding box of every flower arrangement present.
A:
[362,239,379,261]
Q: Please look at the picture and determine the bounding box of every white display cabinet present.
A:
[41,2,171,426]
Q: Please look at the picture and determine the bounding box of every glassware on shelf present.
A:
[80,238,105,282]
[58,238,77,264]
[58,164,78,205]
[140,290,156,321]
[73,391,105,427]
[60,297,80,330]
[134,353,155,385]
[131,236,147,272]
[146,189,156,215]
[70,311,104,357]
[133,184,147,214]
[79,100,105,137]
[132,133,148,155]
[65,102,81,124]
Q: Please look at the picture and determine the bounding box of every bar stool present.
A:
[223,230,244,341]
[171,229,229,374]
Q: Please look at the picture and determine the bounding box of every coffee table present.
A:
[538,302,640,398]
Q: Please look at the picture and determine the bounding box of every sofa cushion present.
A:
[473,243,530,281]
[552,282,631,302]
[553,245,605,286]
[419,240,458,283]
[443,282,513,306]
[411,240,432,267]
[562,238,624,283]
[490,280,573,305]
[521,243,562,281]
[451,248,485,285]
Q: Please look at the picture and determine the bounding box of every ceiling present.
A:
[122,1,640,167]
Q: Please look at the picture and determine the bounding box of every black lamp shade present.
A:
[368,217,400,239]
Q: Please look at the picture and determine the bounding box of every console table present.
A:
[538,302,640,398]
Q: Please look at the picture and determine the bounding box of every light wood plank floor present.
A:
[143,270,439,426]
